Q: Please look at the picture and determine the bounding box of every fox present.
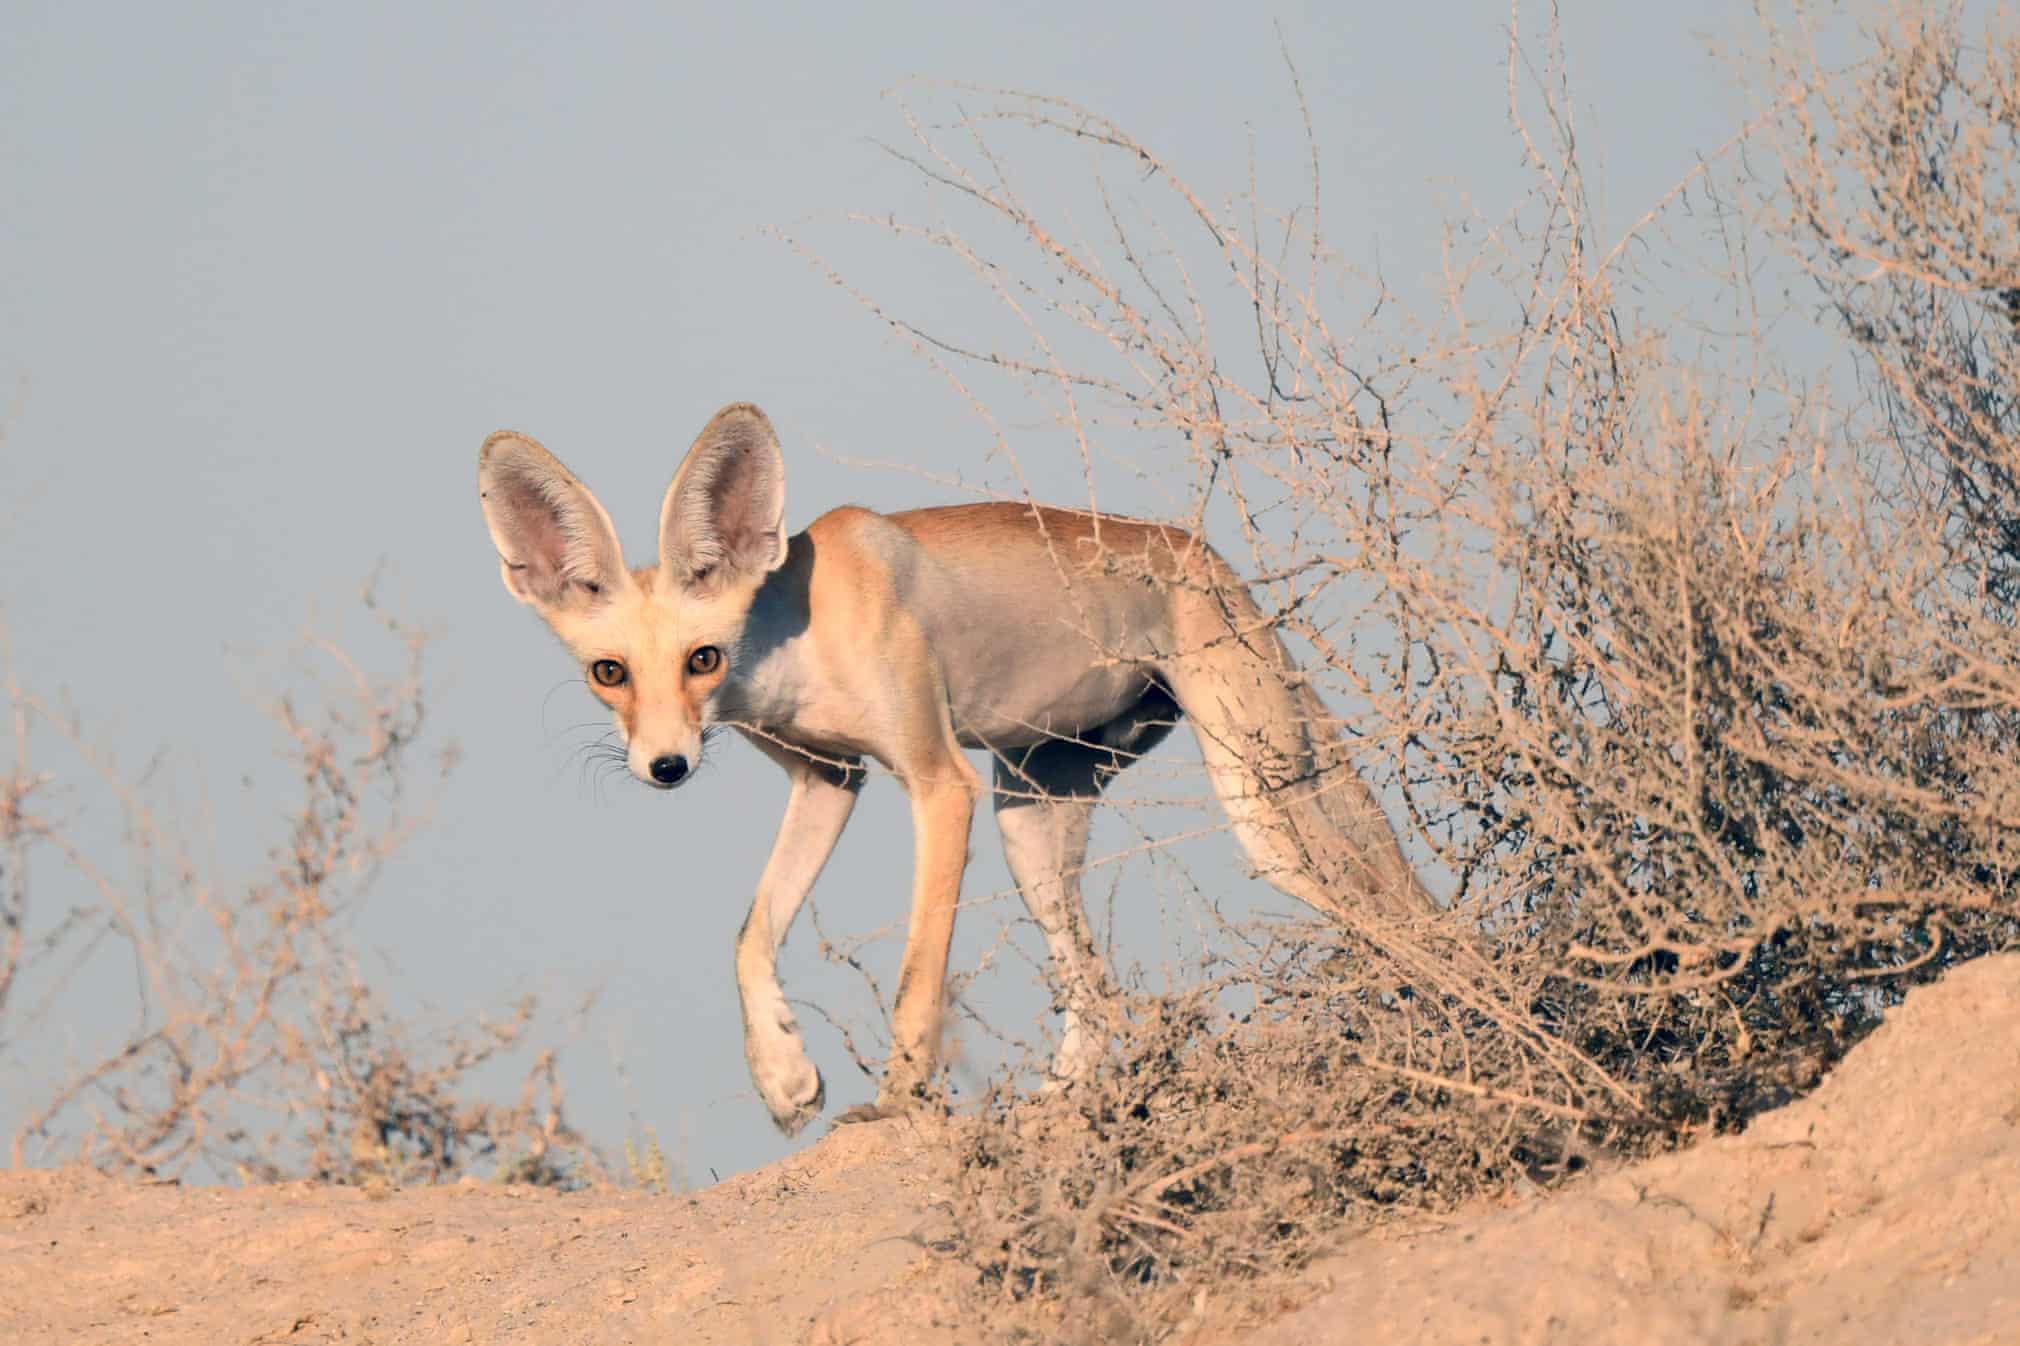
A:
[477,402,1429,1133]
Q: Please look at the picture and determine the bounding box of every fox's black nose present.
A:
[648,754,690,787]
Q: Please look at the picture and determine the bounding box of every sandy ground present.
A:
[0,1115,967,1346]
[4,955,2017,1346]
[1245,951,2020,1346]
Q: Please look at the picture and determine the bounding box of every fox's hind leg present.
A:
[992,689,1180,1085]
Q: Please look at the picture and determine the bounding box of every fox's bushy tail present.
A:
[1155,557,1433,922]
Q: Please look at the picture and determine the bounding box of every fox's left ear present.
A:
[660,402,789,588]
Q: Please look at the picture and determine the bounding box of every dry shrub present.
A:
[0,590,597,1186]
[811,2,2020,1338]
[954,930,1577,1337]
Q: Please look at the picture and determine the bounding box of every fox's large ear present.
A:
[658,403,789,588]
[478,431,627,609]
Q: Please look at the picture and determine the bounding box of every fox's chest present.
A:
[716,638,876,760]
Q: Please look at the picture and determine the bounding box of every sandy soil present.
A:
[4,955,2017,1346]
[1245,950,2020,1346]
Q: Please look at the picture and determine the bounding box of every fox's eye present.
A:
[590,659,628,688]
[687,645,722,676]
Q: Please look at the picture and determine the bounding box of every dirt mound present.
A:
[1244,951,2020,1346]
[4,956,2018,1346]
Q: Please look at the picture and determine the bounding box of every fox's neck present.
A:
[710,531,817,736]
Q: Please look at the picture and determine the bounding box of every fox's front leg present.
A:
[735,747,862,1134]
[836,715,980,1123]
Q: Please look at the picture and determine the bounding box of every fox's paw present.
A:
[832,1100,899,1126]
[832,1079,939,1127]
[754,1047,826,1136]
[1042,1013,1105,1091]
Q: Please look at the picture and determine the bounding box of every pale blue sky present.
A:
[3,0,1762,1179]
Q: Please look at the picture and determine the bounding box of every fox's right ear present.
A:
[477,432,627,610]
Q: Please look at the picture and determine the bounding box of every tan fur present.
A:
[479,404,1429,1133]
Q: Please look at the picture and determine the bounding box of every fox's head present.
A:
[477,403,789,790]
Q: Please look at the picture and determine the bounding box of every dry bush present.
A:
[808,2,2020,1338]
[0,591,598,1186]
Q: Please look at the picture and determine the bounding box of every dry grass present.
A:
[0,587,597,1186]
[786,2,2020,1338]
